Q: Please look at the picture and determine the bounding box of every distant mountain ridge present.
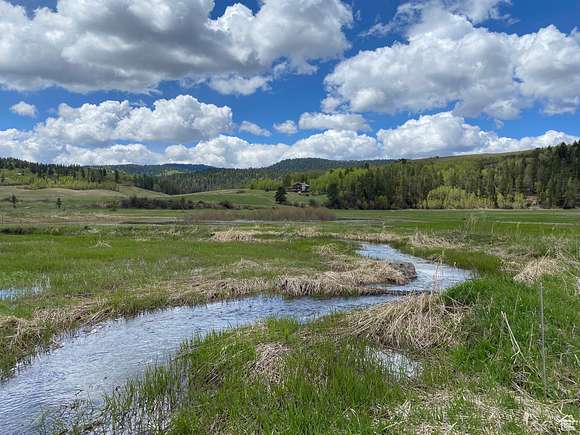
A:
[105,163,213,175]
[106,158,393,175]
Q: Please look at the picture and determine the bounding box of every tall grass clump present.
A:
[345,294,468,352]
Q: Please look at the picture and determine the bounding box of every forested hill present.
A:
[316,142,579,210]
[104,163,213,175]
[132,158,392,194]
[266,158,392,172]
[0,157,125,189]
[1,144,578,209]
[112,158,391,176]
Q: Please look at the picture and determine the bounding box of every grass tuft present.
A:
[345,294,468,352]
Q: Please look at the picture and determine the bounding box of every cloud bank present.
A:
[0,0,352,94]
[1,96,575,167]
[326,1,580,119]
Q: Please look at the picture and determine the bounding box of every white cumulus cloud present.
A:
[326,1,580,119]
[377,112,578,158]
[209,75,271,96]
[35,95,233,145]
[299,112,370,131]
[287,129,379,160]
[10,101,37,117]
[239,121,271,137]
[165,136,290,168]
[273,120,298,134]
[55,144,164,166]
[1,106,576,167]
[0,0,352,93]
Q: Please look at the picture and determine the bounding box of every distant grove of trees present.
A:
[2,143,578,209]
[317,142,579,209]
[0,157,122,190]
[133,159,390,195]
[116,196,239,210]
[134,143,578,209]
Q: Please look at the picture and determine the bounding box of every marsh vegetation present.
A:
[0,191,578,432]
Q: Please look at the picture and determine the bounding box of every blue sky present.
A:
[0,0,579,167]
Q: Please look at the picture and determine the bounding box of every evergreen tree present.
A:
[10,194,17,208]
[56,197,62,209]
[326,183,341,208]
[275,187,287,205]
[564,178,577,208]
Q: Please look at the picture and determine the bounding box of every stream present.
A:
[0,244,472,434]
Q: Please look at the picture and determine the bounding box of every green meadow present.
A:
[0,187,578,433]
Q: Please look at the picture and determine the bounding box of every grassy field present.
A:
[0,186,324,210]
[182,189,327,207]
[0,186,329,226]
[0,191,578,432]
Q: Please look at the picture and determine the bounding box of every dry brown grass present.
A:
[314,243,340,257]
[171,278,271,302]
[0,299,113,374]
[514,257,561,284]
[408,230,460,250]
[292,226,324,238]
[248,342,290,385]
[514,249,579,285]
[345,294,467,352]
[276,259,416,297]
[171,261,415,301]
[315,243,415,278]
[338,232,400,244]
[379,388,577,434]
[210,226,328,243]
[91,240,112,248]
[229,258,272,272]
[210,229,263,242]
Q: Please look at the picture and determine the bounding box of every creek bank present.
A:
[0,243,472,433]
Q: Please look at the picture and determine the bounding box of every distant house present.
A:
[526,195,539,207]
[288,182,310,194]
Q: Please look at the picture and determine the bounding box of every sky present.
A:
[0,0,579,168]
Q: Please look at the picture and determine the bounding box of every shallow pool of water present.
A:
[0,287,41,300]
[0,243,472,434]
[0,289,15,299]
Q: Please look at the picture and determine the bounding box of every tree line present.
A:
[133,158,389,194]
[0,157,123,189]
[314,142,579,209]
[116,196,239,210]
[2,143,578,210]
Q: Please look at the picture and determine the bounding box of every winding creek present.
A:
[0,244,472,433]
